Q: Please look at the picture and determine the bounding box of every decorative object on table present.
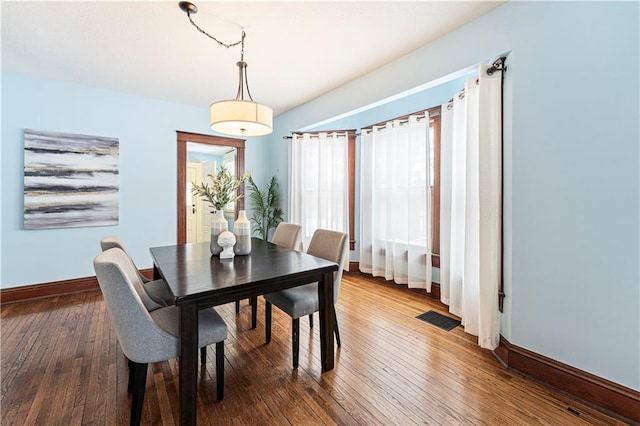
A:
[218,231,236,259]
[210,210,228,255]
[247,175,283,240]
[233,210,251,255]
[191,165,249,255]
[23,129,119,230]
[178,1,272,137]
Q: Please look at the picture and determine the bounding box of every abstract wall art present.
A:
[24,129,119,229]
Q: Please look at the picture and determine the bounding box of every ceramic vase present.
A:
[233,210,251,255]
[210,210,228,255]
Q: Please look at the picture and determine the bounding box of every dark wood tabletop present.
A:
[150,238,338,306]
[149,238,338,426]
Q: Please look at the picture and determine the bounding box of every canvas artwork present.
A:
[24,129,119,229]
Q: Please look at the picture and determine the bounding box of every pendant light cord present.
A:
[181,2,252,101]
[184,8,243,49]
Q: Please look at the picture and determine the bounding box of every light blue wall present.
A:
[1,72,269,287]
[268,1,639,390]
[1,0,638,394]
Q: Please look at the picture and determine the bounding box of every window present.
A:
[360,106,441,265]
[359,114,432,288]
[290,131,356,251]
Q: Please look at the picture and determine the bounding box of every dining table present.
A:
[149,238,339,426]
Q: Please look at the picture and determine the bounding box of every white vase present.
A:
[210,210,228,255]
[233,210,251,255]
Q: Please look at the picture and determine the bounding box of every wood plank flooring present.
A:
[1,273,626,425]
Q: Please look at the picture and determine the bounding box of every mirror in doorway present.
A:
[186,142,237,244]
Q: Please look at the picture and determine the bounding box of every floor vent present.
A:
[416,310,461,331]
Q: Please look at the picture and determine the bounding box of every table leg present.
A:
[318,271,335,372]
[153,264,161,280]
[179,304,198,426]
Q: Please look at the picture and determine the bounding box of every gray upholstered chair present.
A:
[264,229,347,369]
[94,248,228,426]
[235,223,302,330]
[100,236,173,309]
[271,222,303,251]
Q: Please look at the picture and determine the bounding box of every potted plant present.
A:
[192,166,249,254]
[247,175,283,240]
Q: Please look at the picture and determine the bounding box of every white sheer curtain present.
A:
[440,64,502,349]
[290,132,349,251]
[360,115,432,290]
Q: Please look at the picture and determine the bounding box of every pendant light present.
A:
[179,2,273,137]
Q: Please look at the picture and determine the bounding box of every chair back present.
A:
[271,223,302,250]
[101,237,162,311]
[306,229,348,302]
[93,248,178,363]
[100,236,150,284]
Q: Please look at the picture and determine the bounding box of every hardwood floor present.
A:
[1,273,626,425]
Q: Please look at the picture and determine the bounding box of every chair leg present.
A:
[333,310,341,348]
[130,362,148,426]
[127,359,135,394]
[292,318,300,369]
[235,300,240,313]
[265,301,272,343]
[251,296,258,329]
[200,346,206,365]
[309,313,313,329]
[215,341,224,401]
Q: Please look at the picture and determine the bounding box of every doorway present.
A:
[176,131,246,244]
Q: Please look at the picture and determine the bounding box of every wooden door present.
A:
[186,163,202,243]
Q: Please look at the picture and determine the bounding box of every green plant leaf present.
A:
[247,175,283,240]
[192,166,249,211]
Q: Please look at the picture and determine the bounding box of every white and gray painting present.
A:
[24,129,119,229]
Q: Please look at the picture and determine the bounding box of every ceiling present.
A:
[1,1,505,117]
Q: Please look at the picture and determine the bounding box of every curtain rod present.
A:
[282,130,357,140]
[361,114,429,134]
[445,57,507,108]
[487,56,507,76]
[446,88,470,109]
[361,104,441,131]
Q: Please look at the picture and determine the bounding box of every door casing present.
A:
[176,131,245,244]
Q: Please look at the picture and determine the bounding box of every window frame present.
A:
[429,109,441,268]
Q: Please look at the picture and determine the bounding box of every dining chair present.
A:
[271,222,303,251]
[100,236,173,309]
[94,248,228,426]
[263,228,347,369]
[235,222,302,330]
